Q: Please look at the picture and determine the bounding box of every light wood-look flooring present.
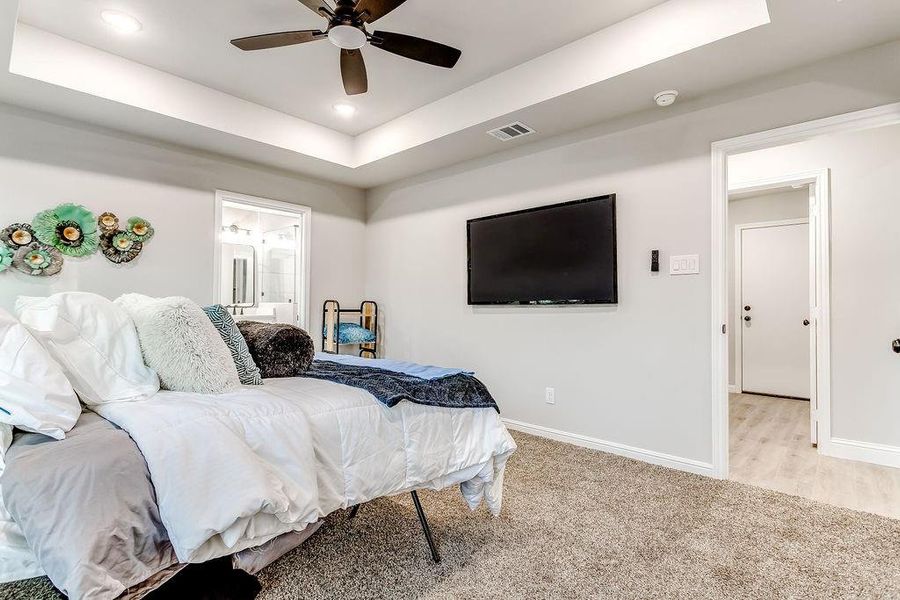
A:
[729,393,900,519]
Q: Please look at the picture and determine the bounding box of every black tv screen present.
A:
[467,196,617,305]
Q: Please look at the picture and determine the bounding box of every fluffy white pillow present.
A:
[0,308,80,439]
[16,293,159,407]
[116,294,241,394]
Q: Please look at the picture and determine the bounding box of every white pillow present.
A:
[0,308,80,439]
[116,294,241,394]
[16,292,159,407]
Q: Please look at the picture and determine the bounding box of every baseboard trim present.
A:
[502,418,715,478]
[728,385,741,394]
[823,437,900,469]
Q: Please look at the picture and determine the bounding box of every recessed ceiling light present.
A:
[101,10,142,34]
[333,102,357,118]
[654,90,679,107]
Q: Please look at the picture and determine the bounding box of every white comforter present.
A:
[95,376,516,563]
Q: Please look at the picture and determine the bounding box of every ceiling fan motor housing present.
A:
[331,0,364,25]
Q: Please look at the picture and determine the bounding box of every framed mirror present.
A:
[221,242,257,307]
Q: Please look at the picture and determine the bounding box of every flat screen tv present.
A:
[467,195,617,305]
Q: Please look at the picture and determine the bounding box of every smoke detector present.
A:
[654,90,679,107]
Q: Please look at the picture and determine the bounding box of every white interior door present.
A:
[741,221,810,398]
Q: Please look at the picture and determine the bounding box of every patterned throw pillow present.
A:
[203,305,263,385]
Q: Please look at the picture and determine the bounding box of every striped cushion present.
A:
[203,305,263,385]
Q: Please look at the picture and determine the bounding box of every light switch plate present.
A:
[670,254,700,275]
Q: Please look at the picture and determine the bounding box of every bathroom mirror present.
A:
[221,242,257,307]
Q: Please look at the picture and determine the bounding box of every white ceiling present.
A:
[2,0,900,189]
[16,0,667,135]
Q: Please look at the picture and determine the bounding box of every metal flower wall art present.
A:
[0,205,155,277]
[13,242,63,277]
[100,231,142,264]
[33,203,99,257]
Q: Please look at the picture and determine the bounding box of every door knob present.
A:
[803,319,810,326]
[893,339,900,354]
[744,316,751,322]
[744,305,751,311]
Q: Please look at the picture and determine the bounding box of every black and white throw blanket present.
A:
[302,360,500,412]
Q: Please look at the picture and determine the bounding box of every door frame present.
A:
[213,190,313,331]
[732,216,811,403]
[709,101,900,479]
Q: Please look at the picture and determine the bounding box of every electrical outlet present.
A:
[545,387,556,405]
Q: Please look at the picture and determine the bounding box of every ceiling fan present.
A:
[231,0,462,96]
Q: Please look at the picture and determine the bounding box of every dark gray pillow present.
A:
[236,321,315,379]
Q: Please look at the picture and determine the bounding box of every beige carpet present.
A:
[4,431,899,599]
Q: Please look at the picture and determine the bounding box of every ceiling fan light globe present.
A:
[328,25,367,50]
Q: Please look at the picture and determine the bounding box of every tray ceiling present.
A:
[16,0,668,135]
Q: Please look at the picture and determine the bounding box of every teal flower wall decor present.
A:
[125,217,154,242]
[100,230,143,264]
[33,203,99,257]
[0,223,35,248]
[0,208,156,275]
[0,244,13,273]
[12,242,63,277]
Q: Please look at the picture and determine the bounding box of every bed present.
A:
[3,369,516,599]
[2,293,516,599]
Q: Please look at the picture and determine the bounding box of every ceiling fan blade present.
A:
[370,31,461,68]
[231,30,326,51]
[354,0,407,23]
[296,0,333,17]
[340,49,368,95]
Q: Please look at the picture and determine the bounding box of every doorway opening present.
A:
[710,103,900,519]
[213,190,312,330]
[728,173,824,452]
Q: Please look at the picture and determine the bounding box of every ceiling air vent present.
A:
[487,121,535,142]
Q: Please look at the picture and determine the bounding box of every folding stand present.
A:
[321,299,378,358]
[347,491,440,563]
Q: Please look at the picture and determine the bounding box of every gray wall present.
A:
[364,41,900,467]
[730,124,900,448]
[0,104,367,348]
[727,189,809,387]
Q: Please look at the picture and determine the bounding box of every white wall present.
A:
[364,41,900,469]
[0,104,366,347]
[730,123,900,449]
[727,189,809,386]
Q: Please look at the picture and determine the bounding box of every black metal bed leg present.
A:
[347,504,360,520]
[410,491,440,563]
